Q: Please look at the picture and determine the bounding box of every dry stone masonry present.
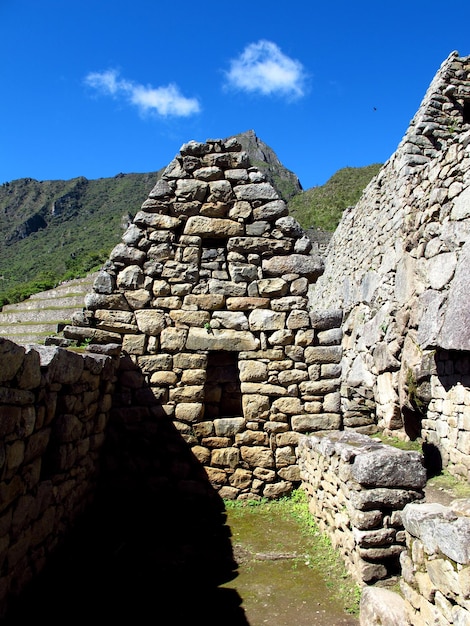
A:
[310,51,470,481]
[297,431,426,585]
[0,337,119,618]
[399,499,470,625]
[65,137,343,500]
[3,50,470,626]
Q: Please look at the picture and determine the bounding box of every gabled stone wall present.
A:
[66,137,343,499]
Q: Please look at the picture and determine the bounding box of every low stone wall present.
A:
[297,431,427,584]
[361,498,470,625]
[399,499,470,625]
[0,338,119,618]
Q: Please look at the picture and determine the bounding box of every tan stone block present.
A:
[211,447,240,469]
[204,466,227,485]
[160,327,188,352]
[226,297,270,311]
[173,353,208,370]
[272,397,303,415]
[184,215,244,238]
[149,371,178,386]
[175,402,204,423]
[242,394,269,421]
[124,288,152,309]
[229,468,252,489]
[186,328,258,351]
[241,382,287,396]
[278,369,308,385]
[191,445,211,465]
[183,294,225,310]
[292,413,341,432]
[152,296,182,309]
[241,445,275,468]
[248,309,286,331]
[137,354,172,373]
[238,360,268,383]
[135,310,166,335]
[181,369,206,385]
[169,310,210,327]
[152,280,171,296]
[169,386,204,402]
[122,333,147,355]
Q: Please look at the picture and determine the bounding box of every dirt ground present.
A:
[222,504,360,626]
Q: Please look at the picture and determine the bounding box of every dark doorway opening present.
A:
[204,352,242,419]
[463,100,470,125]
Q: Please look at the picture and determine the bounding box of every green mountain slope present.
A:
[0,173,160,304]
[288,163,382,231]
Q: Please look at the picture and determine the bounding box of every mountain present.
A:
[234,129,302,201]
[0,132,379,306]
[0,172,160,305]
[287,163,383,231]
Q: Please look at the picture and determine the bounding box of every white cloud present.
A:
[84,69,201,117]
[226,40,306,99]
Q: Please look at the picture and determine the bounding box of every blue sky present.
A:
[1,0,469,190]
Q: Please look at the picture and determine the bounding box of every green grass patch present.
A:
[371,433,423,452]
[427,470,470,499]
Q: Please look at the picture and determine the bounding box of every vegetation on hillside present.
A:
[0,172,159,306]
[288,163,382,231]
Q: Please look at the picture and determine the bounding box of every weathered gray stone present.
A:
[262,254,324,279]
[252,199,288,221]
[351,448,427,489]
[233,182,279,202]
[184,216,244,238]
[359,586,411,625]
[186,328,258,351]
[248,309,286,332]
[439,239,470,350]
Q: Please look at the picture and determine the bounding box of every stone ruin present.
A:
[65,136,344,499]
[311,50,470,481]
[2,49,470,625]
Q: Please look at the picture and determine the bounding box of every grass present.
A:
[426,470,470,499]
[288,163,382,231]
[371,433,423,452]
[224,488,361,616]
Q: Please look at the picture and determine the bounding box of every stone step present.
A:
[0,273,96,346]
[0,322,64,334]
[0,307,79,324]
[1,294,87,312]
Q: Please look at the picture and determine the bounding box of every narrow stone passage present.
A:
[222,501,360,626]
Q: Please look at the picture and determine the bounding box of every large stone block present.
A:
[186,328,258,351]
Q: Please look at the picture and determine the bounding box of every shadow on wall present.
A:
[3,354,250,626]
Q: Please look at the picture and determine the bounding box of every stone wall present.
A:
[0,337,118,618]
[297,431,426,585]
[309,51,470,480]
[400,499,470,625]
[65,137,345,500]
[360,498,470,625]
